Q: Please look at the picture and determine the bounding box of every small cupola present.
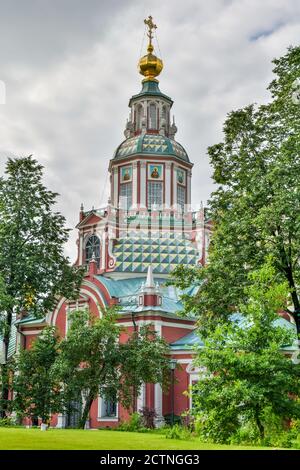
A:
[138,265,162,307]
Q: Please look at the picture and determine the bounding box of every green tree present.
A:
[172,45,300,333]
[55,308,170,428]
[191,263,300,443]
[12,326,62,424]
[119,324,170,412]
[54,308,121,429]
[0,156,83,416]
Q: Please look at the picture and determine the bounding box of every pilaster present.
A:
[140,161,147,208]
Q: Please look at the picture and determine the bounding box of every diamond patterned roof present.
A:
[112,236,199,274]
[114,133,189,162]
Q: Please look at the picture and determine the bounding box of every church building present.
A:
[12,17,296,429]
[15,17,211,428]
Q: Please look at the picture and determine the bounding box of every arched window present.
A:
[85,235,100,267]
[162,105,167,121]
[136,104,143,130]
[149,103,157,129]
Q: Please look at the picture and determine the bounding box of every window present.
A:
[149,103,157,129]
[147,181,163,209]
[85,235,100,267]
[119,183,132,209]
[136,104,143,130]
[177,185,185,211]
[99,392,117,419]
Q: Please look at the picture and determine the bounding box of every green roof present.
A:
[171,331,204,350]
[113,133,189,162]
[0,314,17,362]
[112,236,199,274]
[170,313,299,352]
[129,80,173,105]
[96,275,197,318]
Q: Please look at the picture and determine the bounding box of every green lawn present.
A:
[0,428,273,450]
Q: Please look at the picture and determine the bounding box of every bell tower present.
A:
[76,17,209,278]
[109,16,193,213]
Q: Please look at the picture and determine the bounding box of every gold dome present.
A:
[138,16,163,82]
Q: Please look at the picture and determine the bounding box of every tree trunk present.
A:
[254,410,264,440]
[284,265,300,333]
[277,238,300,333]
[0,364,9,419]
[132,386,137,413]
[78,391,94,429]
[0,309,13,418]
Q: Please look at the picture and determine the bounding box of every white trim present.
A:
[187,170,192,206]
[118,319,195,330]
[113,167,118,207]
[168,350,197,356]
[165,162,171,208]
[21,329,44,336]
[79,233,83,265]
[101,232,106,270]
[140,162,146,208]
[97,417,119,422]
[154,383,163,417]
[50,297,66,326]
[81,280,108,312]
[137,383,146,411]
[80,287,102,314]
[154,321,162,337]
[132,161,138,208]
[173,358,193,364]
[173,166,177,207]
[186,364,207,410]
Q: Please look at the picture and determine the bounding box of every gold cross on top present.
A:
[144,15,157,45]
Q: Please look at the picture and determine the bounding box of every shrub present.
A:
[193,411,240,444]
[229,422,260,446]
[0,417,14,427]
[181,412,195,430]
[163,413,181,426]
[139,407,157,429]
[165,424,193,440]
[117,412,148,433]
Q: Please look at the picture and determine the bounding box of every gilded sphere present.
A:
[138,44,163,81]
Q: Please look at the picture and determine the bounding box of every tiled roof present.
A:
[129,80,172,104]
[0,314,17,363]
[170,313,298,352]
[114,133,189,162]
[96,275,197,317]
[170,330,203,350]
[112,236,199,274]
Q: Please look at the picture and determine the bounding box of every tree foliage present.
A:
[54,308,121,429]
[0,156,83,416]
[12,327,62,424]
[54,308,170,428]
[191,263,300,443]
[119,325,170,411]
[172,45,300,332]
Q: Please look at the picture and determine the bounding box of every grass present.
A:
[0,428,273,450]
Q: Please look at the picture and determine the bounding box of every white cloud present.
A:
[0,0,299,259]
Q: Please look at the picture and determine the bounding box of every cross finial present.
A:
[144,15,157,46]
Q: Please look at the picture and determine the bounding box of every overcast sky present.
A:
[0,0,299,260]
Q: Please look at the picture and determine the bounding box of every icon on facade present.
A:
[177,168,186,185]
[121,166,132,182]
[148,164,163,180]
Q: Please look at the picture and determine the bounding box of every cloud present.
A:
[0,0,299,259]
